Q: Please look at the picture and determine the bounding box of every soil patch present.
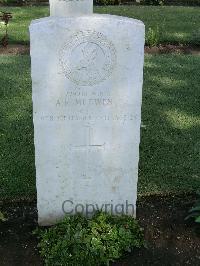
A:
[145,45,200,55]
[0,45,30,55]
[0,44,200,56]
[0,194,200,265]
[113,193,200,265]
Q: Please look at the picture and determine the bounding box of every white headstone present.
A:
[30,8,144,226]
[50,0,93,17]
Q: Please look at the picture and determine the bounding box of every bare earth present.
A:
[0,45,30,55]
[0,44,200,55]
[0,194,200,266]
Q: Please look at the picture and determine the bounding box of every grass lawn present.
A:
[0,54,200,199]
[0,6,200,45]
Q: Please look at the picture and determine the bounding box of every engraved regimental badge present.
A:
[59,30,116,86]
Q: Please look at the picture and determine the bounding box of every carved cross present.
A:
[74,124,105,149]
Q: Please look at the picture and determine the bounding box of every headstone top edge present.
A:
[29,14,144,28]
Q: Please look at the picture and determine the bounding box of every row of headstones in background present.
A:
[30,0,145,225]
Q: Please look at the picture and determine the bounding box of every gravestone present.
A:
[50,0,93,16]
[30,1,145,225]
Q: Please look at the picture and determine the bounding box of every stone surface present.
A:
[50,0,93,17]
[30,15,145,225]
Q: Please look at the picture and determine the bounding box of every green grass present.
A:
[0,6,200,45]
[139,55,200,194]
[0,55,35,198]
[0,54,200,199]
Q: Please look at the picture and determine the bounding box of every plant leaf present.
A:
[0,211,7,222]
[188,206,200,213]
[195,216,200,223]
[185,212,200,220]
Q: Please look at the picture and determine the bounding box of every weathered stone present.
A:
[30,15,145,225]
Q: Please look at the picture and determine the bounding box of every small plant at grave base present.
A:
[0,211,7,222]
[34,212,145,266]
[0,11,12,47]
[146,26,160,47]
[185,192,200,224]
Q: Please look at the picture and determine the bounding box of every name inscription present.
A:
[56,98,112,107]
[39,88,133,124]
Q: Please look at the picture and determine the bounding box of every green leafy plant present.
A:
[0,0,29,6]
[35,212,144,266]
[146,26,160,47]
[0,211,7,222]
[0,11,12,47]
[185,193,200,224]
[94,0,118,5]
[141,0,164,5]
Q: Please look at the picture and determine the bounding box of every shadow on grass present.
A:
[0,55,35,198]
[139,54,200,194]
